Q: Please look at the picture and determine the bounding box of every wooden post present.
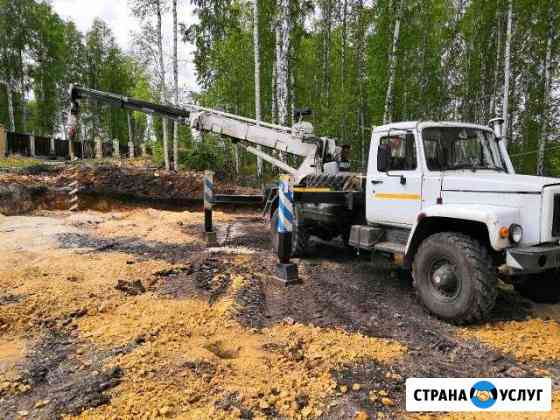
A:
[50,136,55,155]
[0,125,6,158]
[129,141,135,159]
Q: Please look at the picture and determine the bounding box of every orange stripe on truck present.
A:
[374,192,421,201]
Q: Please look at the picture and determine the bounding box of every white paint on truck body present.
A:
[366,121,560,258]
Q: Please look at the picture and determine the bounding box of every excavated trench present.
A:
[0,163,261,216]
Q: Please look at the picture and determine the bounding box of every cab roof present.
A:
[372,121,492,133]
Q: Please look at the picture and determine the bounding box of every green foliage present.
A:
[187,0,560,175]
[179,138,225,171]
[0,0,157,149]
[1,0,559,176]
[151,130,224,172]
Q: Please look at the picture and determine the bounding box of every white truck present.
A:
[68,87,560,325]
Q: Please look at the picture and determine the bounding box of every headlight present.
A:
[509,224,523,244]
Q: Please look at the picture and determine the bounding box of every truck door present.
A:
[366,130,422,226]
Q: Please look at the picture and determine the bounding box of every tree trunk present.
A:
[172,0,179,171]
[353,0,367,168]
[19,49,26,133]
[383,0,403,124]
[502,0,513,146]
[146,114,154,144]
[536,30,553,176]
[253,0,263,179]
[6,81,15,132]
[340,0,348,140]
[156,0,170,170]
[127,111,134,148]
[233,142,240,175]
[271,61,277,124]
[489,6,502,118]
[322,1,333,107]
[275,0,290,127]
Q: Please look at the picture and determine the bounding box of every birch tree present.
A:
[130,0,170,170]
[537,23,553,176]
[352,0,367,167]
[340,0,348,140]
[0,80,15,132]
[383,0,403,124]
[275,0,290,127]
[271,59,277,124]
[320,0,334,108]
[489,6,503,117]
[253,0,263,179]
[127,111,134,148]
[502,0,513,145]
[156,1,170,170]
[172,0,179,171]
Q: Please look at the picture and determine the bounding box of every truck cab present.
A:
[349,119,560,323]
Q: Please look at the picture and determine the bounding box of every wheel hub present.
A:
[431,262,459,297]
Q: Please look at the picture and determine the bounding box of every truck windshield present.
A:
[422,127,505,172]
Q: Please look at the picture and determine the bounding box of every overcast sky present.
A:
[50,0,199,92]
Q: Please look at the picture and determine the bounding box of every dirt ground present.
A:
[0,200,559,419]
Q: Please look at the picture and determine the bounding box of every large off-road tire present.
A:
[412,232,497,324]
[513,270,560,303]
[270,208,310,258]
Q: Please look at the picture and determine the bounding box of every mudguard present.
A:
[406,204,520,253]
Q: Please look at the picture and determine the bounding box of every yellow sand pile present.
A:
[75,282,405,419]
[459,319,560,363]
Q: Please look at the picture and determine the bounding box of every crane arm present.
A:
[70,85,190,121]
[68,85,339,180]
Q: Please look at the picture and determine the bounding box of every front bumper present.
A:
[506,244,560,273]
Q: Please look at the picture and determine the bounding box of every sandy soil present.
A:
[0,206,558,419]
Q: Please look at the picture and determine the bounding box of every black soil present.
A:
[0,327,134,420]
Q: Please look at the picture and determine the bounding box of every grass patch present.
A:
[0,156,43,169]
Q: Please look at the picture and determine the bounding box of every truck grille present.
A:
[552,194,560,237]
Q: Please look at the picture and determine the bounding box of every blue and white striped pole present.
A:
[204,170,214,233]
[277,176,294,264]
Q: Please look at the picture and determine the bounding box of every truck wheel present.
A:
[513,270,560,303]
[270,209,309,258]
[412,232,497,324]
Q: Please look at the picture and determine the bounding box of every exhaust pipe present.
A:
[488,117,504,139]
[488,117,515,174]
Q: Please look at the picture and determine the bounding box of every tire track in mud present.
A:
[226,227,554,417]
[49,212,557,418]
[194,217,545,380]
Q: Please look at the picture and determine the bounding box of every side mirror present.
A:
[377,144,390,172]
